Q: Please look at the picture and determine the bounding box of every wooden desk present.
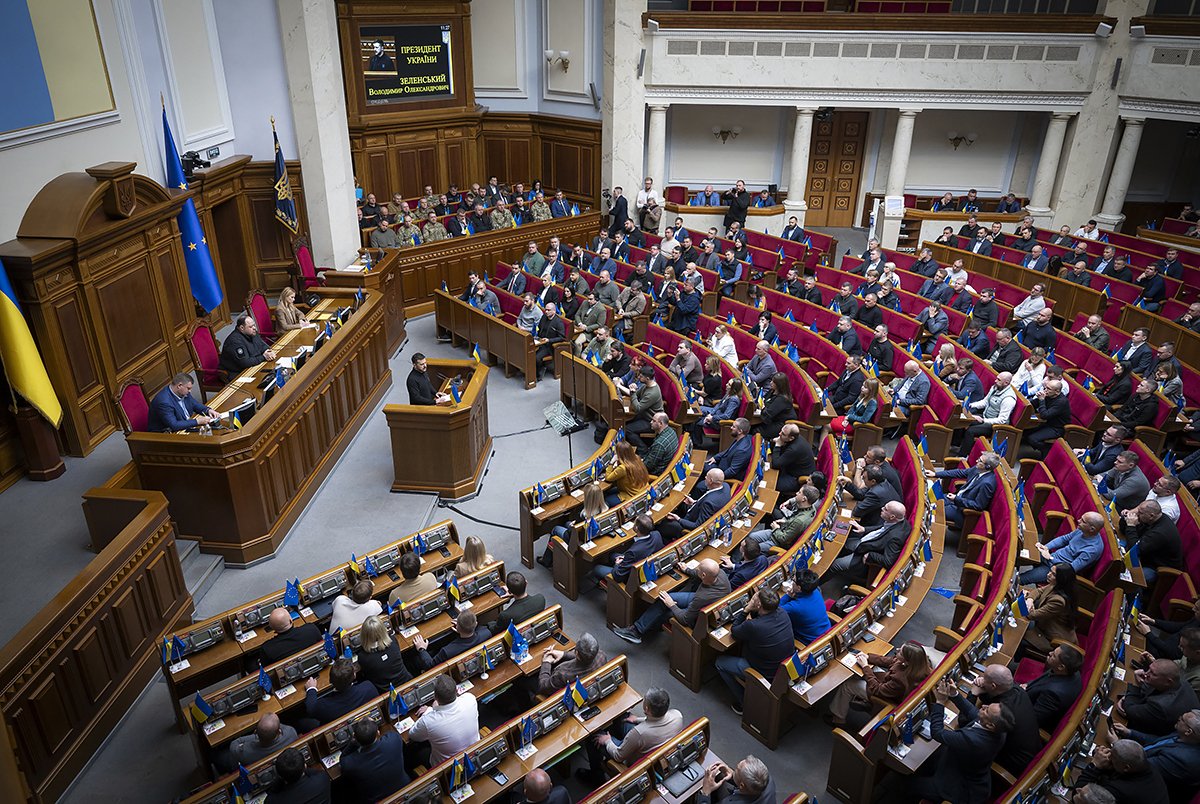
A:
[582,718,714,804]
[322,249,408,355]
[126,290,391,564]
[383,360,492,499]
[434,289,538,388]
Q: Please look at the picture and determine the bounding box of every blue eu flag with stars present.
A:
[162,106,223,312]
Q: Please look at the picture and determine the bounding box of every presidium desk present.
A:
[383,359,492,499]
[122,288,391,565]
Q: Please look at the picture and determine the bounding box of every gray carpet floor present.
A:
[1,225,966,802]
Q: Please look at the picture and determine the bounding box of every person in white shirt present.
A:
[635,177,661,213]
[1011,348,1048,393]
[1074,220,1101,240]
[944,258,976,295]
[709,324,739,367]
[329,580,384,633]
[407,675,480,766]
[1011,283,1048,325]
[659,226,681,257]
[1146,475,1182,523]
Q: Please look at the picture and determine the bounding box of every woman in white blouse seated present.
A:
[709,323,739,367]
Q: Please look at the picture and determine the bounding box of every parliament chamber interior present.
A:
[0,0,1199,802]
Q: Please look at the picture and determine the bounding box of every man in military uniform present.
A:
[369,217,400,248]
[219,315,276,377]
[529,192,552,222]
[422,210,449,243]
[394,213,422,247]
[490,200,516,230]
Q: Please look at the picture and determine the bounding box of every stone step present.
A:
[182,550,225,609]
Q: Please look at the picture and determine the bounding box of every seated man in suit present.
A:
[658,468,732,542]
[825,500,908,583]
[1097,450,1151,515]
[721,538,772,590]
[826,355,867,415]
[1023,644,1084,732]
[1119,659,1200,737]
[219,314,277,377]
[592,514,663,581]
[536,632,607,696]
[698,757,776,804]
[339,720,409,803]
[413,610,491,671]
[829,316,863,356]
[226,713,298,771]
[1112,709,1200,800]
[717,587,794,714]
[705,417,754,479]
[1073,739,1171,804]
[910,678,1014,804]
[267,747,331,803]
[915,301,949,354]
[253,607,323,671]
[1025,379,1071,458]
[843,464,901,528]
[889,360,931,418]
[302,658,377,728]
[494,571,546,631]
[387,551,439,607]
[519,769,573,804]
[148,373,219,432]
[612,558,731,644]
[968,664,1040,775]
[928,451,1001,531]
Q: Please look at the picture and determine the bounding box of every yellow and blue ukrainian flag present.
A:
[0,258,61,425]
[163,105,223,312]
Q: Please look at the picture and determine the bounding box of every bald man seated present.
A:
[1119,658,1200,737]
[1073,738,1170,804]
[252,607,323,671]
[967,664,1040,775]
[612,558,731,644]
[514,768,571,804]
[226,712,297,770]
[825,501,909,584]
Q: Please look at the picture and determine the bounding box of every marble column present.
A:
[784,107,817,225]
[601,0,647,197]
[1026,112,1074,223]
[275,0,359,270]
[645,104,669,190]
[1096,117,1146,230]
[885,109,919,198]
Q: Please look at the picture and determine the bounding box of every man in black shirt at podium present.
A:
[407,353,449,405]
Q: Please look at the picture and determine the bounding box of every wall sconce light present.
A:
[544,49,571,71]
[712,125,742,144]
[947,131,977,150]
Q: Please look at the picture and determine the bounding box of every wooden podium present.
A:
[383,360,492,499]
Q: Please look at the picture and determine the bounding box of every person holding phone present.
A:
[698,755,775,804]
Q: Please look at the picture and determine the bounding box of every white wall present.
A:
[1126,118,1200,203]
[470,0,602,120]
[0,0,147,242]
[665,105,786,188]
[903,109,1022,195]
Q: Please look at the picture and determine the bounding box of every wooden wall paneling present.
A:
[0,400,24,494]
[0,489,192,803]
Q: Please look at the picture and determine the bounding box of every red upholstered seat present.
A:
[187,320,224,401]
[292,237,327,291]
[115,379,149,434]
[246,290,277,343]
[664,186,688,205]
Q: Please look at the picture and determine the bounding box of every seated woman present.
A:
[455,535,494,578]
[357,615,413,693]
[756,372,797,441]
[603,442,650,507]
[1155,361,1183,409]
[931,343,958,380]
[709,324,739,368]
[699,355,724,403]
[540,482,608,567]
[691,377,744,449]
[748,311,777,344]
[830,378,879,438]
[1012,347,1047,393]
[275,286,315,332]
[1016,563,1077,660]
[1097,360,1134,408]
[827,642,933,728]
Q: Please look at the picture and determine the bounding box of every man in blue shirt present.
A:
[779,569,831,644]
[1018,511,1106,584]
[148,373,219,432]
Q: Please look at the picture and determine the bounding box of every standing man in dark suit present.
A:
[147,373,219,432]
[928,451,1000,530]
[339,720,409,803]
[533,303,566,381]
[607,186,629,237]
[911,678,1014,804]
[721,180,751,229]
[1023,644,1084,731]
[407,353,449,405]
[495,571,546,631]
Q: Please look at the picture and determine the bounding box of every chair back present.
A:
[246,290,276,342]
[291,235,322,289]
[188,320,223,389]
[665,185,688,205]
[115,379,149,434]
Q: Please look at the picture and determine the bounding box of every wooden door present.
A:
[804,111,868,228]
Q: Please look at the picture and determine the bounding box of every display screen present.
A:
[360,24,453,105]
